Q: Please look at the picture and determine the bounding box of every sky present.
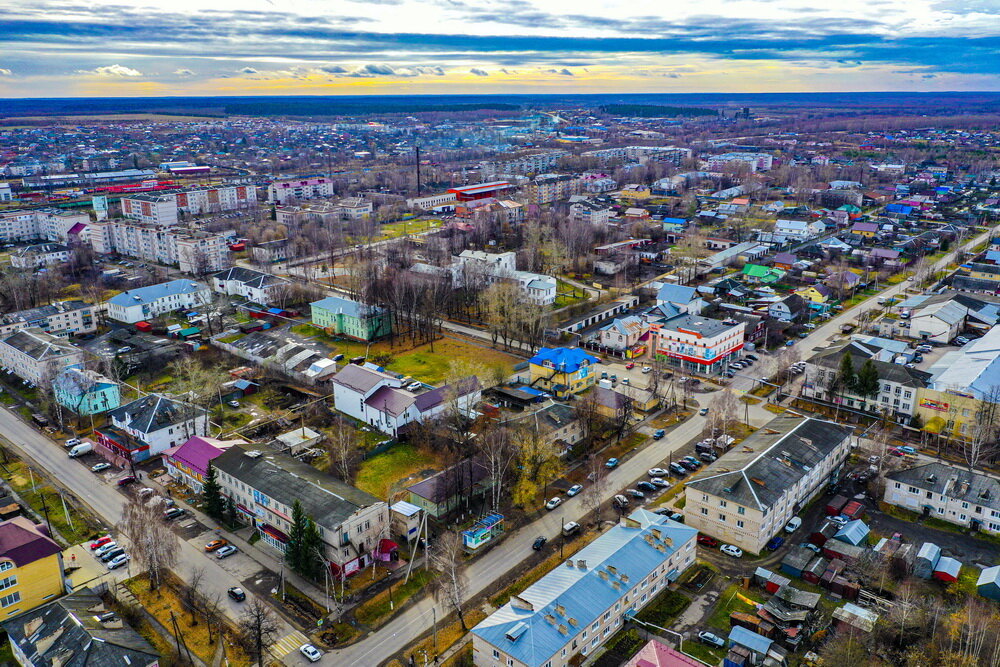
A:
[1,0,999,97]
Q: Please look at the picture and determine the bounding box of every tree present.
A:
[431,531,470,632]
[855,359,881,404]
[201,465,225,521]
[182,568,205,626]
[300,518,325,580]
[581,457,609,528]
[836,351,857,395]
[476,424,516,512]
[237,598,281,667]
[225,496,239,526]
[325,422,360,483]
[284,499,308,575]
[117,496,179,590]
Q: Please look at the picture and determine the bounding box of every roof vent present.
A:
[557,624,568,635]
[245,450,263,458]
[505,622,528,642]
[576,559,587,570]
[554,603,566,616]
[927,474,937,484]
[565,560,574,568]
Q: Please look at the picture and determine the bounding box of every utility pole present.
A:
[415,146,421,196]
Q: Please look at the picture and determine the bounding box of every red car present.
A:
[117,475,137,486]
[887,447,904,457]
[697,534,720,548]
[625,362,635,370]
[90,535,113,550]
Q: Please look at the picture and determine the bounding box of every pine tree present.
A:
[836,351,856,393]
[202,465,226,520]
[225,496,239,526]
[856,359,880,400]
[284,499,307,573]
[300,519,325,580]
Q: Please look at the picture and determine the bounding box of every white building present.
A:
[105,279,211,324]
[0,209,89,244]
[581,145,691,166]
[569,199,614,226]
[332,364,480,437]
[211,266,289,305]
[120,194,179,226]
[650,314,745,375]
[774,219,824,240]
[684,415,852,554]
[267,177,336,204]
[908,300,967,343]
[471,509,697,667]
[0,183,12,201]
[0,300,97,337]
[405,192,458,210]
[104,394,209,460]
[884,463,1000,535]
[0,328,84,386]
[88,220,230,274]
[707,152,774,172]
[10,243,72,269]
[456,250,557,306]
[121,185,256,225]
[212,444,389,578]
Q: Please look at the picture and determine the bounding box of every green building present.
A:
[310,296,391,341]
[53,365,121,416]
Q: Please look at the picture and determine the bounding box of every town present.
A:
[0,93,998,667]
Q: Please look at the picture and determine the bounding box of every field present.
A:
[354,443,444,500]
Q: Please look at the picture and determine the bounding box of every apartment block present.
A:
[0,328,84,386]
[122,185,256,225]
[684,415,852,554]
[0,300,97,337]
[525,174,584,205]
[9,243,71,269]
[0,209,89,244]
[213,444,390,578]
[89,219,230,274]
[884,463,1000,535]
[267,176,336,204]
[472,509,697,667]
[707,152,774,172]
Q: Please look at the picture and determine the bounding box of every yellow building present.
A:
[528,347,600,397]
[914,387,982,439]
[618,185,652,200]
[796,285,832,304]
[0,517,65,618]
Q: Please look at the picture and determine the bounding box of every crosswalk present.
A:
[271,630,311,658]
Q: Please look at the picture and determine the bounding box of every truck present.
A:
[67,443,93,458]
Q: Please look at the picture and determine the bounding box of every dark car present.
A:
[678,459,699,471]
[669,462,688,477]
[652,429,665,440]
[682,456,702,468]
[697,534,719,547]
[227,586,246,602]
[100,547,125,563]
[668,512,685,523]
[532,536,547,551]
[636,481,658,493]
[163,507,185,521]
[766,536,785,551]
[116,476,136,487]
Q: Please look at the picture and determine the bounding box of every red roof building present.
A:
[447,181,514,202]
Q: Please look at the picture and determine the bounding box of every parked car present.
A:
[116,476,136,487]
[566,484,583,497]
[90,535,113,550]
[652,429,665,440]
[699,407,709,416]
[829,516,849,527]
[106,553,130,570]
[720,544,743,558]
[625,489,645,500]
[888,447,904,457]
[648,467,669,477]
[636,481,657,493]
[625,362,635,370]
[698,631,726,648]
[562,521,581,537]
[95,541,119,558]
[613,495,629,509]
[532,536,547,551]
[163,507,185,521]
[215,545,238,559]
[699,451,717,463]
[697,534,719,547]
[205,539,229,552]
[407,382,422,391]
[802,542,822,553]
[678,459,699,471]
[899,445,917,455]
[227,586,246,602]
[64,438,82,447]
[137,487,154,498]
[668,512,685,523]
[916,344,933,353]
[682,456,702,468]
[766,536,785,551]
[299,644,323,663]
[91,463,111,473]
[650,478,669,488]
[745,354,758,361]
[784,517,803,533]
[545,497,563,511]
[605,458,620,469]
[669,462,688,477]
[227,400,240,408]
[100,548,125,563]
[641,366,652,374]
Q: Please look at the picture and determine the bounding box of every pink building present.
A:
[163,436,245,493]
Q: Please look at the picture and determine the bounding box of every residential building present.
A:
[212,266,290,306]
[406,459,494,518]
[164,435,244,493]
[684,415,852,554]
[884,462,1000,535]
[97,394,209,463]
[597,316,647,352]
[0,209,89,244]
[88,219,230,274]
[625,639,704,667]
[796,284,832,305]
[774,219,823,239]
[122,186,255,224]
[524,174,583,205]
[456,250,556,305]
[213,444,389,578]
[0,300,96,337]
[768,294,807,322]
[471,509,698,667]
[337,197,373,220]
[655,284,705,317]
[0,517,65,618]
[53,365,120,416]
[275,202,341,227]
[707,152,773,172]
[582,145,691,166]
[0,183,11,202]
[0,328,83,386]
[3,588,159,667]
[650,314,745,375]
[696,241,769,274]
[527,347,600,396]
[249,238,289,264]
[120,193,178,226]
[480,150,568,177]
[800,341,928,420]
[267,176,336,204]
[311,296,392,341]
[908,300,967,343]
[742,264,786,285]
[9,243,71,270]
[105,279,211,324]
[331,364,481,436]
[851,222,878,238]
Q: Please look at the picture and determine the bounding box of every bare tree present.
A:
[117,496,179,591]
[325,421,360,483]
[431,531,470,631]
[476,424,516,512]
[237,598,281,667]
[182,568,204,626]
[581,457,609,527]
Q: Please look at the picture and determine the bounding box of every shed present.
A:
[915,542,941,579]
[389,500,422,543]
[891,543,916,576]
[833,519,870,546]
[802,556,828,585]
[135,321,153,333]
[810,521,838,547]
[753,567,774,588]
[933,556,962,583]
[832,603,879,633]
[822,540,866,562]
[765,573,790,594]
[841,500,866,520]
[274,426,322,454]
[976,565,1000,601]
[825,495,848,516]
[728,625,773,657]
[780,545,814,579]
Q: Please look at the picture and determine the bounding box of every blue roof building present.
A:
[833,519,870,546]
[105,279,211,324]
[728,625,774,656]
[471,510,697,667]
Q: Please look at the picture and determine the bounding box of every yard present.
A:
[353,442,444,500]
[554,279,590,309]
[353,569,435,628]
[705,583,765,631]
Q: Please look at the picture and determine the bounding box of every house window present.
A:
[0,563,12,573]
[718,514,726,522]
[737,520,744,528]
[0,576,15,591]
[701,508,708,516]
[492,650,499,659]
[737,506,745,515]
[719,500,727,508]
[0,592,19,608]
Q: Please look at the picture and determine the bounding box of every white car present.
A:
[648,468,669,477]
[407,382,423,392]
[829,516,849,528]
[95,541,119,557]
[545,497,563,511]
[641,366,652,374]
[650,477,670,488]
[106,553,130,570]
[784,517,803,533]
[720,544,743,558]
[91,462,111,473]
[299,644,323,662]
[566,484,583,497]
[215,545,238,559]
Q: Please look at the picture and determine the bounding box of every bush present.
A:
[636,589,691,626]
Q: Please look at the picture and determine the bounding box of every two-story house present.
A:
[527,347,600,397]
[96,394,208,464]
[211,266,290,306]
[597,316,648,353]
[310,296,392,341]
[650,314,745,376]
[106,279,211,324]
[52,365,121,416]
[884,463,1000,535]
[0,517,65,618]
[0,328,84,386]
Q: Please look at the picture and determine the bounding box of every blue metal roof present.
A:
[728,625,773,655]
[833,519,869,546]
[107,279,208,308]
[471,510,696,667]
[528,347,599,374]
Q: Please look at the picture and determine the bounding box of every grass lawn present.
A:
[636,589,691,626]
[684,640,727,664]
[125,575,249,665]
[354,569,435,628]
[0,456,103,545]
[354,443,443,500]
[216,333,245,344]
[360,218,443,242]
[407,608,487,662]
[706,583,765,631]
[554,279,590,309]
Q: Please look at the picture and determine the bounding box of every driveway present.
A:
[866,506,999,568]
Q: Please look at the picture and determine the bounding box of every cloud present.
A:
[345,63,397,77]
[469,67,488,76]
[0,68,11,76]
[239,66,258,74]
[319,65,346,73]
[173,68,195,77]
[77,64,142,77]
[558,68,573,76]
